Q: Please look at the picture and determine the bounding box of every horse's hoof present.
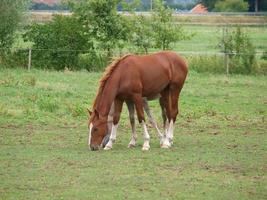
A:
[104,146,112,150]
[142,146,150,151]
[161,144,170,149]
[128,143,136,148]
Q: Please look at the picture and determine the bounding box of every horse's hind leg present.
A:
[160,88,172,148]
[132,94,150,151]
[143,98,163,144]
[159,97,168,140]
[126,100,137,148]
[162,84,182,148]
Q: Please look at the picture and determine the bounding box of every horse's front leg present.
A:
[104,98,123,150]
[132,94,150,151]
[126,101,137,148]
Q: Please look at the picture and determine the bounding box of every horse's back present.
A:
[116,51,188,98]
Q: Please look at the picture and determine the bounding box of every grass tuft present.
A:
[37,96,59,113]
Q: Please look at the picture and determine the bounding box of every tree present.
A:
[151,0,192,50]
[214,0,249,12]
[0,0,29,49]
[70,0,129,57]
[129,15,154,54]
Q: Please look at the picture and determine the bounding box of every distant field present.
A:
[29,11,267,25]
[0,69,266,200]
[18,12,267,54]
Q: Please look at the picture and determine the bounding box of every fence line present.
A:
[0,47,265,75]
[0,47,265,55]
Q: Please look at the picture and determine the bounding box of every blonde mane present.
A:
[92,54,132,109]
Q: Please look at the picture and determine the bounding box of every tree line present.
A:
[0,0,265,74]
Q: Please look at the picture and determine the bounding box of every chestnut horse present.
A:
[88,51,188,151]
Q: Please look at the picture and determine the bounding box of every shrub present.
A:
[78,51,108,72]
[24,15,89,70]
[0,0,29,49]
[254,60,267,75]
[219,26,256,74]
[214,0,249,12]
[187,55,225,74]
[261,51,267,60]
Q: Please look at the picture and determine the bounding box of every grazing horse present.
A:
[88,51,188,151]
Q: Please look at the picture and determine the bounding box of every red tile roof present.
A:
[190,4,208,13]
[33,0,60,6]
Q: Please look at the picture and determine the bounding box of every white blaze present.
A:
[88,123,93,147]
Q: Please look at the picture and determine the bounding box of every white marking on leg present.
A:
[104,123,118,150]
[142,121,150,151]
[161,120,173,149]
[164,120,169,137]
[167,120,174,145]
[128,125,137,148]
[128,108,137,148]
[88,123,93,148]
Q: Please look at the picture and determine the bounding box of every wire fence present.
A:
[1,47,266,75]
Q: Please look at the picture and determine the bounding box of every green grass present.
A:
[172,25,267,53]
[0,69,266,200]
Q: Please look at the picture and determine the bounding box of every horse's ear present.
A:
[87,108,92,116]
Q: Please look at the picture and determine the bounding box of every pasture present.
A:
[0,69,266,199]
[174,25,267,53]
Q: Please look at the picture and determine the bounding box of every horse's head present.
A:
[88,109,109,151]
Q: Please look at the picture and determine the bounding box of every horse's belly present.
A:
[141,75,169,97]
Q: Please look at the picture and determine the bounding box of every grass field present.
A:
[174,25,267,53]
[0,69,266,200]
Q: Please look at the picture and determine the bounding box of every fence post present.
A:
[28,48,32,71]
[225,53,229,75]
[223,26,229,75]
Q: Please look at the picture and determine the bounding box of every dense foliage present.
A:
[0,0,265,74]
[0,0,29,49]
[24,15,88,70]
[200,0,267,12]
[214,0,249,12]
[19,0,192,71]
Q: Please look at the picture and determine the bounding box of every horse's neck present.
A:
[96,75,119,117]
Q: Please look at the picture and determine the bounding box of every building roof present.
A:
[190,3,208,13]
[33,0,60,6]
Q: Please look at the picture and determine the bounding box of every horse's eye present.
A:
[93,127,98,132]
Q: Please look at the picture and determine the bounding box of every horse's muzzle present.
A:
[90,145,100,151]
[89,134,110,151]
